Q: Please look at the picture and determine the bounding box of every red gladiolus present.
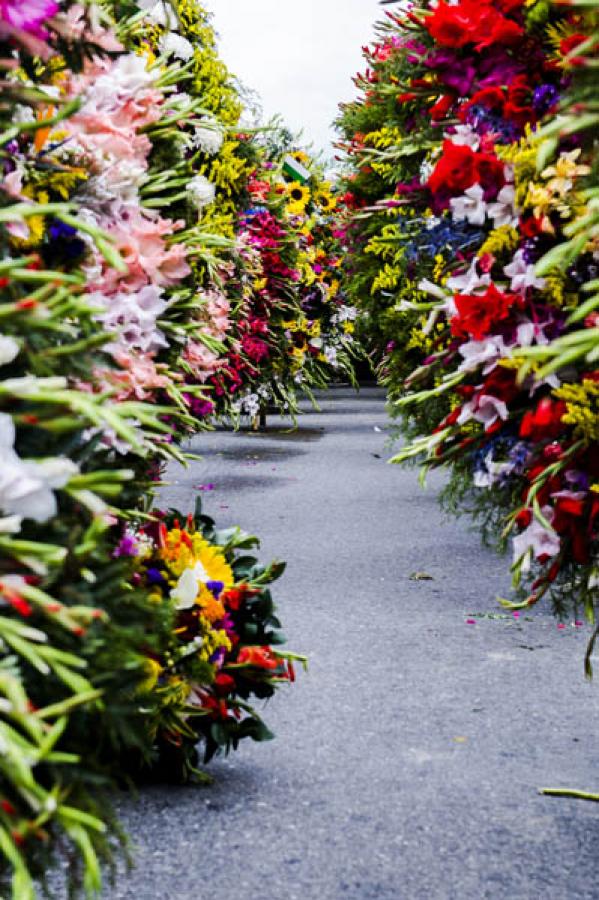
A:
[560,33,589,66]
[520,398,567,442]
[430,93,455,121]
[424,0,523,51]
[515,509,532,529]
[451,284,518,340]
[237,646,280,670]
[214,673,235,696]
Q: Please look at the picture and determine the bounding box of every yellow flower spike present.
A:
[138,658,163,693]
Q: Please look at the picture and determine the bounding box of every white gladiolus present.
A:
[0,413,79,525]
[0,335,20,366]
[513,511,561,572]
[450,184,488,226]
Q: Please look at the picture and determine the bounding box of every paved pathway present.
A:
[115,387,599,900]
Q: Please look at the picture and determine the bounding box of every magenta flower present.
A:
[1,0,58,38]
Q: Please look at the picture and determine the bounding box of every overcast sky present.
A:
[205,1,382,157]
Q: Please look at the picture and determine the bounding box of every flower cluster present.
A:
[337,0,598,621]
[122,504,301,773]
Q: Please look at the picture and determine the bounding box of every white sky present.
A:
[205,1,382,157]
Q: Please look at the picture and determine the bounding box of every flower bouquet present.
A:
[117,500,304,780]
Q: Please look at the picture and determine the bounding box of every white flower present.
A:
[419,157,435,182]
[458,394,508,430]
[241,393,261,417]
[458,335,507,373]
[188,175,216,210]
[473,451,516,488]
[309,336,323,349]
[139,0,170,25]
[86,54,155,110]
[160,32,194,61]
[92,285,169,355]
[504,249,546,293]
[446,259,491,296]
[447,125,480,151]
[488,184,518,228]
[82,160,147,210]
[0,335,19,366]
[170,560,212,609]
[324,346,338,365]
[0,515,22,533]
[192,121,224,156]
[12,104,35,124]
[450,184,488,226]
[513,511,561,572]
[171,569,199,610]
[0,413,78,524]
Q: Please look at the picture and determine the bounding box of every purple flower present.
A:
[146,568,166,585]
[533,85,559,116]
[1,0,58,38]
[113,533,138,558]
[206,580,224,598]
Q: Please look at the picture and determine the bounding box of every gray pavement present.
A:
[114,386,599,900]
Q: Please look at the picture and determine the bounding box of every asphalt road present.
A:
[113,386,599,900]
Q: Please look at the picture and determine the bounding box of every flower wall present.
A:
[0,0,357,894]
[337,1,599,621]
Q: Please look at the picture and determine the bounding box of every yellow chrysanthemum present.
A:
[159,528,234,589]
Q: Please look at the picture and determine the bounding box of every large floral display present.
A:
[337,0,598,627]
[0,0,358,893]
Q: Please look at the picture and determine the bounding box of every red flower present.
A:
[520,397,567,442]
[428,142,505,206]
[451,284,518,340]
[428,141,478,196]
[214,673,236,696]
[425,0,523,51]
[429,93,455,121]
[560,33,589,66]
[237,646,280,670]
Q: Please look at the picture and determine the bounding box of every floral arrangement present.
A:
[337,0,599,625]
[220,148,361,420]
[117,501,303,780]
[0,0,317,895]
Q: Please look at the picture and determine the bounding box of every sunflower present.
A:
[291,150,310,166]
[285,182,311,215]
[286,182,310,206]
[314,189,337,213]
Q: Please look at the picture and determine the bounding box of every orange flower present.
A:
[237,646,280,670]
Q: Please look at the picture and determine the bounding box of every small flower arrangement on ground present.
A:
[118,500,304,780]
